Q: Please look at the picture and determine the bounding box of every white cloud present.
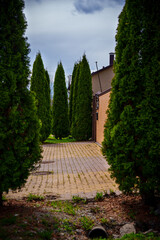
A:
[24,0,124,77]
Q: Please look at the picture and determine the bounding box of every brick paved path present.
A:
[6,142,119,200]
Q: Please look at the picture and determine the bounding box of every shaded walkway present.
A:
[6,142,119,200]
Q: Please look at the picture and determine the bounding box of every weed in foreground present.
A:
[27,193,44,202]
[50,201,77,215]
[95,192,104,201]
[62,219,76,234]
[72,195,87,204]
[79,216,94,231]
[128,209,137,220]
[100,218,110,225]
[38,230,53,240]
[90,206,100,214]
[0,215,17,226]
[52,216,61,231]
[119,232,160,240]
[2,195,7,202]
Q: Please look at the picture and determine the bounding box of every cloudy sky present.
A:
[24,0,125,83]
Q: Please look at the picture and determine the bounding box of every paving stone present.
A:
[6,142,119,200]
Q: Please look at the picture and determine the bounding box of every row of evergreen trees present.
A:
[30,53,92,142]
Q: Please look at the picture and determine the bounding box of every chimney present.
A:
[109,52,115,66]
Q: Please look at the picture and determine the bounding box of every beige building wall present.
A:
[92,66,114,95]
[96,91,111,145]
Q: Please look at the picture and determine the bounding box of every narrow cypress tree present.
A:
[71,62,81,138]
[0,0,41,205]
[102,0,160,204]
[52,62,69,139]
[73,55,92,141]
[44,70,51,138]
[69,63,78,128]
[31,52,50,142]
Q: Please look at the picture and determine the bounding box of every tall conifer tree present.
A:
[44,70,51,138]
[31,52,50,141]
[72,55,92,141]
[69,63,78,128]
[102,0,160,204]
[52,62,69,139]
[71,62,81,138]
[0,0,41,205]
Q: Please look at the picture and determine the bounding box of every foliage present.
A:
[71,61,81,138]
[0,216,17,226]
[0,0,42,205]
[95,192,104,201]
[100,218,109,225]
[44,135,76,144]
[71,55,92,140]
[102,0,160,204]
[52,62,70,139]
[2,195,7,202]
[62,219,76,234]
[69,62,78,127]
[92,232,160,240]
[79,216,94,231]
[90,206,100,214]
[38,230,53,240]
[50,200,78,215]
[27,193,44,201]
[44,70,51,139]
[72,195,87,203]
[118,232,160,240]
[31,52,51,142]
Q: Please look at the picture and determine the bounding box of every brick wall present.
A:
[96,90,111,145]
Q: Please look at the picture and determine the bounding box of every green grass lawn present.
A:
[44,135,76,144]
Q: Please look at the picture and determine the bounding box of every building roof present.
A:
[91,65,113,76]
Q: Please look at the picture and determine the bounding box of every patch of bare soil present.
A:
[0,194,160,240]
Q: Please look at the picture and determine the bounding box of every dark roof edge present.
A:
[91,65,112,76]
[95,87,112,97]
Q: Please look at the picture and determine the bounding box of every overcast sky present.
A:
[24,0,125,83]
